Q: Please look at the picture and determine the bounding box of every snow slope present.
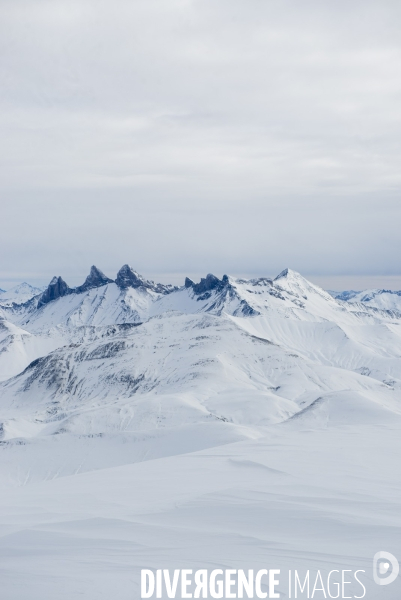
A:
[1,425,401,599]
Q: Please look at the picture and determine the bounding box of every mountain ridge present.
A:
[33,264,178,309]
[330,287,401,311]
[1,265,401,441]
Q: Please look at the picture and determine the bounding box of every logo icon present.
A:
[373,551,399,586]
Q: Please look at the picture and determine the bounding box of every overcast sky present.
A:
[1,0,401,290]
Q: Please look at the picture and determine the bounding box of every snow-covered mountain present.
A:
[0,282,44,304]
[331,287,401,311]
[2,265,401,599]
[2,264,401,437]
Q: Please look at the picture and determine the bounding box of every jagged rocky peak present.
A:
[188,273,229,295]
[116,264,148,289]
[75,266,113,294]
[116,264,176,295]
[38,276,71,308]
[37,266,113,308]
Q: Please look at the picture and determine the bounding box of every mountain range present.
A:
[1,264,401,442]
[330,287,401,310]
[1,265,401,599]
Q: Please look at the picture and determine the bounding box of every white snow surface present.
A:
[0,282,44,305]
[332,288,401,312]
[1,268,401,599]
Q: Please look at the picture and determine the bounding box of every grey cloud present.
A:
[1,0,401,288]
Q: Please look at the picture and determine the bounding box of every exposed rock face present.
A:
[75,266,113,294]
[185,273,229,295]
[192,274,226,295]
[33,265,179,309]
[185,273,259,316]
[115,264,176,295]
[38,266,112,308]
[38,276,71,308]
[116,265,149,290]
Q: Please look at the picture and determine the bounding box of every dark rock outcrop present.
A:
[192,274,226,295]
[186,273,260,316]
[75,266,113,294]
[37,266,112,308]
[35,264,182,309]
[116,265,150,290]
[38,276,71,308]
[116,264,176,295]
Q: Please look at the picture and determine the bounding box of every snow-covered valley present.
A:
[1,265,401,598]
